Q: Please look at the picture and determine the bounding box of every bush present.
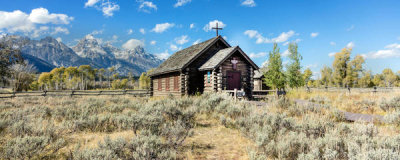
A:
[72,131,176,160]
[2,136,50,159]
[379,96,400,111]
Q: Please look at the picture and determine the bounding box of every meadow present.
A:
[0,91,400,159]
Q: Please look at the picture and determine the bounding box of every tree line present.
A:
[32,66,153,91]
[262,43,400,90]
[0,42,152,91]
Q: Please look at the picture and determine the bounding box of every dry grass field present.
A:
[0,92,400,159]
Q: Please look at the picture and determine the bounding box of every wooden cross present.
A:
[231,57,238,70]
[212,22,223,36]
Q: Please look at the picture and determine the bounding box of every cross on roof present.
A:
[212,22,223,36]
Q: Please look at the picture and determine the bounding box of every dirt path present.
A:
[183,115,254,160]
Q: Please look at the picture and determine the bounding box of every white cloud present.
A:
[347,25,355,31]
[190,23,195,29]
[102,1,120,17]
[151,23,175,33]
[328,52,336,57]
[0,8,73,37]
[150,40,156,45]
[364,43,400,59]
[91,29,103,35]
[174,0,192,7]
[155,50,170,59]
[306,64,318,69]
[139,28,145,34]
[244,30,297,44]
[261,60,269,68]
[282,50,290,57]
[32,26,49,38]
[127,29,133,35]
[175,35,189,45]
[84,0,119,17]
[122,39,145,50]
[241,0,256,7]
[249,52,267,58]
[170,44,181,51]
[397,37,400,41]
[108,35,118,43]
[51,27,69,35]
[346,41,355,49]
[138,1,157,13]
[28,8,73,24]
[310,32,319,38]
[56,37,62,42]
[330,41,336,46]
[203,20,226,32]
[193,39,201,45]
[85,0,100,7]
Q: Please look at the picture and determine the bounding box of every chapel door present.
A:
[227,71,241,90]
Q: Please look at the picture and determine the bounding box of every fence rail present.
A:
[0,90,150,98]
[307,87,400,93]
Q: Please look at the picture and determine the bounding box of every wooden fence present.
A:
[0,90,150,99]
[307,87,400,93]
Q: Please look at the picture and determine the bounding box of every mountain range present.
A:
[0,35,162,76]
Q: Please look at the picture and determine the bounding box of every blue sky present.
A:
[1,0,400,77]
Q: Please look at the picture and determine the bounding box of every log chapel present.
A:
[149,35,259,98]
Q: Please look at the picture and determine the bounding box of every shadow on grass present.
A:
[195,122,212,128]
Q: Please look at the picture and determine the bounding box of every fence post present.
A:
[234,88,237,100]
[12,92,16,98]
[70,90,74,97]
[98,91,102,95]
[43,90,47,97]
[123,90,127,95]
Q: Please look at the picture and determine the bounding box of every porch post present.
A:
[180,71,185,96]
[185,68,190,95]
[150,77,153,96]
[249,67,254,98]
[217,66,223,92]
[212,69,217,92]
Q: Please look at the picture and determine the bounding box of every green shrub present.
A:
[2,136,50,159]
[379,96,400,111]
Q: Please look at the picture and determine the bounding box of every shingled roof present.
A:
[254,70,264,79]
[199,46,259,71]
[150,36,226,76]
[199,47,236,70]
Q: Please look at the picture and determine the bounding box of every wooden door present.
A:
[227,71,241,90]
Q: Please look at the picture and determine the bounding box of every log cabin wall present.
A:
[254,79,263,91]
[152,72,182,97]
[187,40,228,94]
[220,52,252,96]
[203,70,215,93]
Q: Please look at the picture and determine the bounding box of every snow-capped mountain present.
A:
[0,35,162,76]
[72,35,162,75]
